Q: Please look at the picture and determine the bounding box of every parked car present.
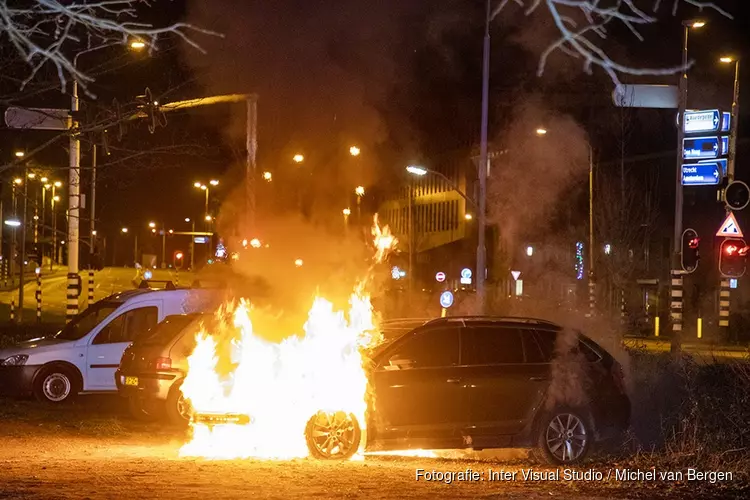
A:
[308,316,630,464]
[116,313,206,424]
[0,285,219,403]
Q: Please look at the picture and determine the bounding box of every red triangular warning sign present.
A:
[716,212,743,238]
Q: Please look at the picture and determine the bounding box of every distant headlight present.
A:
[1,354,29,366]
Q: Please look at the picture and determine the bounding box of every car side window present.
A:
[385,327,459,369]
[530,329,558,362]
[461,326,524,365]
[92,307,158,345]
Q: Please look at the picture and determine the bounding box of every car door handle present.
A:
[447,378,462,384]
[529,376,549,382]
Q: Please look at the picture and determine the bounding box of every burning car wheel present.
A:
[305,411,361,460]
[166,382,193,426]
[535,408,592,465]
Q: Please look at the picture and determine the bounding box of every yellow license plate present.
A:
[124,376,139,386]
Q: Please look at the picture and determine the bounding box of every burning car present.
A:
[178,308,630,465]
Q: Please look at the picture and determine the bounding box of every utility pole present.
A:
[67,73,81,322]
[90,144,97,266]
[18,175,28,321]
[588,144,595,318]
[671,22,695,349]
[190,220,195,270]
[247,96,258,234]
[727,59,740,181]
[476,0,491,314]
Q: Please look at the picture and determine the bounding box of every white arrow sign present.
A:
[4,107,70,130]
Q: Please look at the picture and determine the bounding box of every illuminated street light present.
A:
[121,227,129,233]
[250,238,261,248]
[13,178,22,185]
[54,181,62,188]
[4,219,21,227]
[200,184,207,191]
[41,177,48,183]
[343,208,351,216]
[148,221,156,228]
[92,230,97,236]
[526,246,534,257]
[535,128,548,136]
[151,228,156,234]
[209,179,219,186]
[294,258,303,267]
[27,172,36,179]
[465,213,473,220]
[355,186,365,197]
[14,151,24,158]
[293,154,304,163]
[406,165,427,176]
[349,146,361,156]
[604,243,612,255]
[263,171,272,181]
[193,181,202,188]
[184,217,191,222]
[720,56,735,64]
[205,215,213,222]
[130,40,146,50]
[686,20,706,28]
[168,229,174,234]
[44,184,51,189]
[52,195,60,202]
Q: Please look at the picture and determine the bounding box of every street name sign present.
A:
[682,164,721,186]
[683,109,720,134]
[682,136,720,159]
[717,212,743,238]
[4,107,70,130]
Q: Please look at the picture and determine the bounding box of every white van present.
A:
[0,286,220,403]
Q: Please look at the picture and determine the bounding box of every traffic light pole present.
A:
[671,25,690,350]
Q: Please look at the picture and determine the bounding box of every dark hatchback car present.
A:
[116,313,205,424]
[301,316,630,465]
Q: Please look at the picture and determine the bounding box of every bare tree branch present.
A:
[492,0,733,85]
[0,0,221,95]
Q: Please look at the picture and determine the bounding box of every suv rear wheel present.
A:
[33,365,80,404]
[534,407,592,465]
[165,382,193,426]
[305,411,361,460]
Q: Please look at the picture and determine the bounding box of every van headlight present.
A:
[1,354,29,366]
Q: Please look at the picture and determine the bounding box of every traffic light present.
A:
[173,251,184,270]
[724,180,750,211]
[719,238,747,277]
[681,229,700,272]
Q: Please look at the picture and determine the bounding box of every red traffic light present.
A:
[175,252,184,260]
[725,244,739,256]
[688,238,699,249]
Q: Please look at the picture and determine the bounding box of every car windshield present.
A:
[140,314,202,345]
[54,301,121,341]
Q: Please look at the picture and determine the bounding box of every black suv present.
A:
[301,316,630,464]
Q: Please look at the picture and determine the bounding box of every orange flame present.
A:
[371,213,397,263]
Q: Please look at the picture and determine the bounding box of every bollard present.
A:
[697,317,703,339]
[2,259,6,289]
[654,316,660,337]
[88,269,94,306]
[36,271,42,324]
[10,298,15,323]
[66,274,79,322]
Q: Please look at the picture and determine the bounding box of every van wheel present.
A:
[305,411,361,460]
[534,407,592,465]
[34,366,80,404]
[128,396,164,422]
[165,382,192,426]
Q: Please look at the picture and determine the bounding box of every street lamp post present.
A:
[476,0,491,314]
[18,176,28,321]
[671,19,705,345]
[51,182,61,272]
[720,56,741,181]
[185,218,196,270]
[355,186,365,223]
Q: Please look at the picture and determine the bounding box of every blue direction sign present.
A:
[684,109,720,134]
[699,158,727,176]
[721,136,729,155]
[682,163,721,186]
[722,112,731,132]
[683,136,720,159]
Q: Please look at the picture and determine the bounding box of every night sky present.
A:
[1,0,748,266]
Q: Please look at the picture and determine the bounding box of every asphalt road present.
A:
[0,396,746,500]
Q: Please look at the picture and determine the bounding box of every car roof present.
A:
[425,316,562,330]
[102,288,212,304]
